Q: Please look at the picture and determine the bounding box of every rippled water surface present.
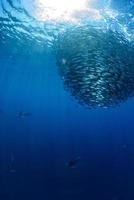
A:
[0,0,134,52]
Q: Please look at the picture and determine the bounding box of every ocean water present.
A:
[0,0,134,200]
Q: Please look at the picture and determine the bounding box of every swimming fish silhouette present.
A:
[66,156,80,168]
[16,111,31,118]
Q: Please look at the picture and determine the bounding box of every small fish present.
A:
[66,156,80,168]
[62,58,67,65]
[16,111,31,118]
[8,153,16,173]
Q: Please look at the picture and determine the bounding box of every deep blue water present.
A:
[0,0,134,200]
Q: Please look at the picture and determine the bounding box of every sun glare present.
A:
[38,0,87,12]
[35,0,93,22]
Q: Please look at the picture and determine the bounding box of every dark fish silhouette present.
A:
[16,111,31,118]
[8,153,16,173]
[66,156,80,168]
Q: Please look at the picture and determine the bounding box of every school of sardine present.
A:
[55,26,134,108]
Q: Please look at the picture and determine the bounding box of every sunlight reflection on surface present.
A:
[34,0,102,23]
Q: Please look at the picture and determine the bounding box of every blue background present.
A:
[0,0,134,199]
